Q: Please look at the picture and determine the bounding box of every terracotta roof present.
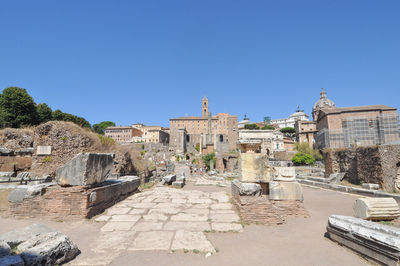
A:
[170,116,217,120]
[320,105,396,115]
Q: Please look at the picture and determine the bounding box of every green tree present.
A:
[0,87,39,128]
[93,121,116,134]
[280,127,295,134]
[292,152,315,165]
[244,123,260,130]
[202,152,216,169]
[37,103,53,123]
[52,109,65,121]
[52,109,91,128]
[261,125,275,130]
[294,142,323,161]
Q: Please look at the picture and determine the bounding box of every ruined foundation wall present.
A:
[9,180,139,219]
[323,145,400,191]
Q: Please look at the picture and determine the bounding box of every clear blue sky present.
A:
[1,0,399,127]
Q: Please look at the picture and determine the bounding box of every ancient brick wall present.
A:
[9,181,138,219]
[323,145,400,191]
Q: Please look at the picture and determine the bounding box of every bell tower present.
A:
[202,96,209,118]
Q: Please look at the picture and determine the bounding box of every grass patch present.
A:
[193,249,200,254]
[42,156,52,163]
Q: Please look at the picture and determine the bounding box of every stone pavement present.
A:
[72,187,242,264]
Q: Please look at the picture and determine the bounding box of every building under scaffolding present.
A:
[315,114,400,149]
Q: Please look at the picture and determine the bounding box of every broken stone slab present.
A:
[0,224,55,248]
[0,172,15,178]
[354,197,400,221]
[157,179,166,187]
[327,172,346,184]
[172,181,184,188]
[0,255,24,266]
[162,174,176,185]
[362,183,380,190]
[7,183,55,203]
[18,231,79,266]
[16,172,30,181]
[36,145,52,156]
[16,148,34,156]
[56,153,114,186]
[269,181,303,201]
[0,148,14,156]
[231,179,262,197]
[327,215,400,266]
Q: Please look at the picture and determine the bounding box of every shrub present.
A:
[280,127,295,134]
[195,143,200,152]
[141,150,147,156]
[292,152,315,165]
[294,142,323,161]
[98,134,115,147]
[261,125,275,130]
[42,156,53,163]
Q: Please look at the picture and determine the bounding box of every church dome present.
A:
[313,88,335,110]
[289,106,308,118]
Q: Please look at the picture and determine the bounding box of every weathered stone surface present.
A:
[239,153,271,183]
[172,181,184,188]
[163,221,211,232]
[353,197,400,220]
[18,231,79,266]
[55,153,114,186]
[36,145,52,155]
[129,231,174,251]
[211,223,243,232]
[362,183,380,190]
[209,213,240,223]
[272,167,296,181]
[171,230,215,253]
[269,181,303,201]
[110,214,141,222]
[171,213,208,222]
[231,179,262,197]
[0,148,14,156]
[327,215,400,266]
[0,240,10,257]
[162,174,176,185]
[132,222,163,231]
[100,222,135,232]
[7,184,54,203]
[0,255,24,266]
[0,224,54,248]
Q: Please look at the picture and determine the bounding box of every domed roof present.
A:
[238,115,251,127]
[289,106,308,118]
[313,88,335,110]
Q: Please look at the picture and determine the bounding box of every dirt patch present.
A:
[0,189,12,214]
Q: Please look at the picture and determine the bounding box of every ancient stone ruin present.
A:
[7,153,141,219]
[0,224,79,266]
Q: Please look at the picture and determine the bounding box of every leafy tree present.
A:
[244,123,260,130]
[294,142,323,161]
[0,87,39,128]
[261,125,275,130]
[93,121,116,134]
[37,103,53,123]
[195,143,200,152]
[280,127,295,134]
[202,152,216,170]
[52,109,65,121]
[292,152,315,165]
[52,109,91,128]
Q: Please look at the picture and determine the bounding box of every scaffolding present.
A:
[315,114,400,149]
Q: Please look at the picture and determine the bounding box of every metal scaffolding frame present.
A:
[315,114,400,149]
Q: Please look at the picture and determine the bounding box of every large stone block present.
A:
[239,153,271,183]
[327,215,400,266]
[36,145,52,155]
[231,179,262,196]
[18,232,79,266]
[0,224,54,248]
[56,153,114,186]
[269,181,303,201]
[353,197,400,221]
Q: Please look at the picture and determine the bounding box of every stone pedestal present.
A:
[239,153,271,183]
[269,181,303,201]
[353,197,400,220]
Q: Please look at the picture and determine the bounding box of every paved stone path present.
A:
[91,187,242,256]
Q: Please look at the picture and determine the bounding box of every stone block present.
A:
[0,148,14,156]
[272,167,296,181]
[7,184,54,203]
[269,181,303,201]
[17,231,79,266]
[362,183,380,190]
[56,153,114,186]
[231,179,262,197]
[0,240,11,257]
[353,197,400,221]
[15,147,34,156]
[36,145,52,155]
[171,230,215,253]
[327,172,346,184]
[239,153,271,183]
[172,181,184,188]
[162,174,176,185]
[327,215,400,266]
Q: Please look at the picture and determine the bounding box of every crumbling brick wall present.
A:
[323,144,400,191]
